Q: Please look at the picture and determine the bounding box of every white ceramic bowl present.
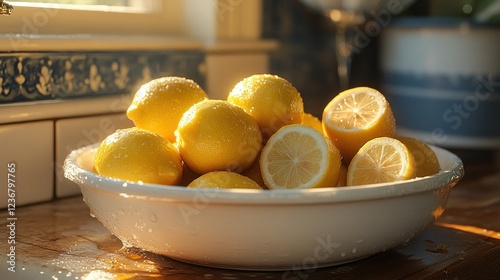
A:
[64,144,463,271]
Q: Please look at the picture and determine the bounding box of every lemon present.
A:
[187,171,262,190]
[301,112,324,134]
[241,153,268,189]
[260,124,342,189]
[93,127,182,185]
[336,165,348,187]
[396,136,440,177]
[126,76,208,143]
[227,74,304,139]
[176,100,262,175]
[347,137,416,186]
[322,87,396,164]
[179,163,200,186]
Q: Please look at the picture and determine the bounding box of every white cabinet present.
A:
[0,121,54,207]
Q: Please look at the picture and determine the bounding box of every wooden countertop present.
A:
[2,157,500,280]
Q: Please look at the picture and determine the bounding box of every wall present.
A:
[262,0,381,117]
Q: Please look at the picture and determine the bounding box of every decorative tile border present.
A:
[0,51,205,104]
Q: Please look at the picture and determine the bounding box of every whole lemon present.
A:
[241,153,268,189]
[227,74,304,139]
[187,171,262,190]
[176,100,262,174]
[126,76,208,143]
[302,112,323,134]
[93,127,183,185]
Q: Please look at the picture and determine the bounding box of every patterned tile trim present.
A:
[0,51,205,104]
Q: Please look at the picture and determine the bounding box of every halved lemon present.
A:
[347,137,416,186]
[396,136,440,177]
[260,124,342,189]
[322,87,396,163]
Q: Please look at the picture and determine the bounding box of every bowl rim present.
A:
[63,143,464,205]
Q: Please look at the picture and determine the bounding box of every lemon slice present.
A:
[347,137,416,186]
[322,87,396,163]
[260,124,342,189]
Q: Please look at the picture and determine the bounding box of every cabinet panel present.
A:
[0,121,54,208]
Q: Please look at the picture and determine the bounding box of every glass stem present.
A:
[335,24,353,91]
